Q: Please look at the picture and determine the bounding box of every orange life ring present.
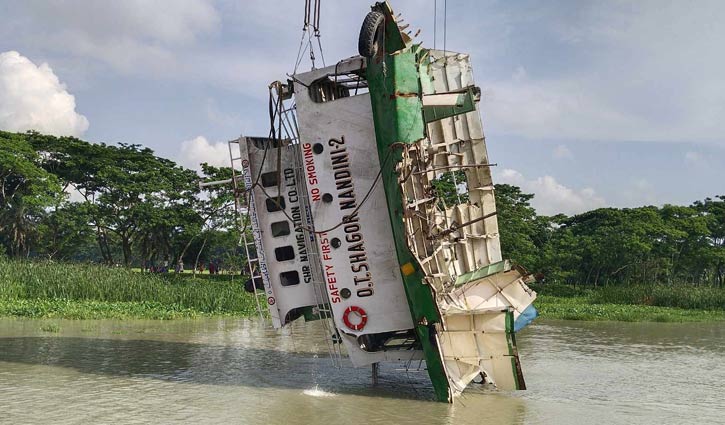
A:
[342,306,368,331]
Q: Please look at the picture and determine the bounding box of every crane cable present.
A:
[294,0,325,74]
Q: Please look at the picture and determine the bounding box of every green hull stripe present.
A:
[454,261,509,287]
[505,309,526,390]
[365,11,450,401]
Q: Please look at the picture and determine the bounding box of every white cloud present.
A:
[498,168,605,215]
[24,0,219,45]
[552,144,573,160]
[480,2,725,146]
[64,185,86,203]
[17,0,220,76]
[481,71,652,142]
[0,51,89,136]
[179,136,230,170]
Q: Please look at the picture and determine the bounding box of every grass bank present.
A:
[533,284,725,322]
[2,260,724,322]
[0,260,260,319]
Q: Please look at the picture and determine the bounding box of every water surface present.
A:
[0,318,723,424]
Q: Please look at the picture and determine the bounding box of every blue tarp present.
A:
[514,304,538,332]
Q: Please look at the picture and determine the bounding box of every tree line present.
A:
[2,131,724,287]
[0,130,240,271]
[495,185,725,288]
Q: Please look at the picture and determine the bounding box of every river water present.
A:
[0,317,723,425]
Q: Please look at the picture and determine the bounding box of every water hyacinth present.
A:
[0,259,260,319]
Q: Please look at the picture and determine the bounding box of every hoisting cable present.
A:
[303,0,311,29]
[443,0,447,56]
[313,0,326,67]
[293,0,313,74]
[294,0,325,73]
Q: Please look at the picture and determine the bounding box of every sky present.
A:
[1,0,723,215]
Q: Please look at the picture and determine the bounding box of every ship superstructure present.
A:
[223,1,537,402]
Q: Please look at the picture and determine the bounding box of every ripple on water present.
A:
[0,318,723,425]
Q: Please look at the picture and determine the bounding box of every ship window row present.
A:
[265,188,298,285]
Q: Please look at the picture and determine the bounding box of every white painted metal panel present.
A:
[240,137,320,328]
[294,82,414,339]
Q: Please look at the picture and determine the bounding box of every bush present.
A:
[591,284,725,310]
[0,259,258,316]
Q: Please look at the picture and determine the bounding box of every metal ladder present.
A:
[227,138,266,321]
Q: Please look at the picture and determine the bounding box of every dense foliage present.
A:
[0,260,258,319]
[2,130,724,290]
[496,184,725,288]
[0,131,239,269]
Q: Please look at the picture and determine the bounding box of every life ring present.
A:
[342,306,368,331]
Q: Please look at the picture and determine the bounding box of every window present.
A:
[261,171,279,188]
[280,270,300,286]
[275,246,295,261]
[266,196,285,212]
[271,221,290,237]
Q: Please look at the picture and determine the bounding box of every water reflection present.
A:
[0,318,723,425]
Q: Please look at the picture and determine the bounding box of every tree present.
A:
[695,196,725,287]
[186,163,239,274]
[432,170,469,207]
[36,202,96,260]
[29,134,200,265]
[0,131,62,256]
[494,183,546,270]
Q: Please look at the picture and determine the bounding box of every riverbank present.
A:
[536,295,725,322]
[532,284,725,322]
[0,260,260,319]
[1,260,724,322]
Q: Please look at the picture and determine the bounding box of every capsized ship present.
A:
[225,1,537,403]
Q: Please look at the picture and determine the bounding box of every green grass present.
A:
[0,259,260,319]
[536,295,725,322]
[591,284,725,310]
[2,259,724,322]
[533,283,725,322]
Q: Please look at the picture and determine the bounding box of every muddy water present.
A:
[0,318,723,425]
